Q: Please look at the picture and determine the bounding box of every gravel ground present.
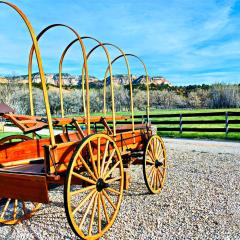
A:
[0,138,239,240]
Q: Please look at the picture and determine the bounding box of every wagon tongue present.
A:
[96,178,109,192]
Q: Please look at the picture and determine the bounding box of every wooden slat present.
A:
[53,115,129,126]
[135,111,240,118]
[157,127,238,132]
[0,172,49,203]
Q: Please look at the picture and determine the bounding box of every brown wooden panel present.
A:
[0,172,49,203]
[0,138,50,164]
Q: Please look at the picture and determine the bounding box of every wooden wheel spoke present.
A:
[88,142,98,178]
[102,149,116,177]
[147,149,155,162]
[157,148,164,160]
[106,187,121,195]
[73,190,96,215]
[72,171,96,185]
[146,159,154,165]
[157,168,164,179]
[70,185,96,196]
[103,161,120,180]
[155,170,158,190]
[79,192,97,229]
[149,141,155,159]
[100,192,109,223]
[0,198,11,219]
[79,155,97,181]
[22,201,27,215]
[156,170,162,188]
[97,137,101,177]
[147,166,154,180]
[100,140,109,177]
[13,199,18,220]
[97,194,102,233]
[88,193,98,235]
[150,170,156,188]
[102,190,117,210]
[153,138,156,153]
[105,176,122,184]
[146,165,154,172]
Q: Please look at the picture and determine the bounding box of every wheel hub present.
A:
[96,178,109,192]
[155,160,163,168]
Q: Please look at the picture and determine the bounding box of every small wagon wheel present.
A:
[0,135,41,224]
[0,134,32,145]
[143,135,167,194]
[0,199,41,225]
[64,133,124,240]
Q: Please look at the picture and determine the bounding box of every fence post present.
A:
[225,112,229,135]
[179,113,183,134]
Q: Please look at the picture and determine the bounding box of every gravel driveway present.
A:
[0,138,239,239]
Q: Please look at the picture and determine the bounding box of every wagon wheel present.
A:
[0,134,32,145]
[0,199,41,225]
[143,135,167,194]
[0,135,41,224]
[64,133,124,240]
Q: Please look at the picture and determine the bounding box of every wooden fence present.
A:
[3,111,240,135]
[117,111,240,134]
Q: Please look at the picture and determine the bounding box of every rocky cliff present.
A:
[0,73,171,87]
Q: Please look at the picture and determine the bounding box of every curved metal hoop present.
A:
[59,37,117,135]
[0,1,56,144]
[102,43,135,132]
[27,24,91,135]
[104,54,150,124]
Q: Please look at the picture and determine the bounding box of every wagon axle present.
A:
[96,178,110,192]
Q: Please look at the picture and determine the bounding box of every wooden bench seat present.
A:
[0,159,44,174]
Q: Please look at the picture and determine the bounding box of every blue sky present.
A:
[0,0,240,85]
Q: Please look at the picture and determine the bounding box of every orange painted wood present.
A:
[116,123,146,132]
[53,115,129,126]
[3,114,48,133]
[0,172,49,203]
[0,139,50,164]
[49,129,147,174]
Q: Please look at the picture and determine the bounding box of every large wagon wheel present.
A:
[143,135,167,194]
[64,133,124,240]
[0,135,41,224]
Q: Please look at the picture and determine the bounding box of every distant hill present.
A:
[0,73,172,87]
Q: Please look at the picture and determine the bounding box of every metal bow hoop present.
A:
[27,24,91,135]
[86,43,135,132]
[0,1,56,145]
[104,54,150,125]
[59,37,117,136]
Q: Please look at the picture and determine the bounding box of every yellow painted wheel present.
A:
[143,135,167,194]
[0,135,32,145]
[0,199,41,225]
[64,133,124,240]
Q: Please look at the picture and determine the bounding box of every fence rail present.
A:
[2,111,240,135]
[122,111,240,134]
